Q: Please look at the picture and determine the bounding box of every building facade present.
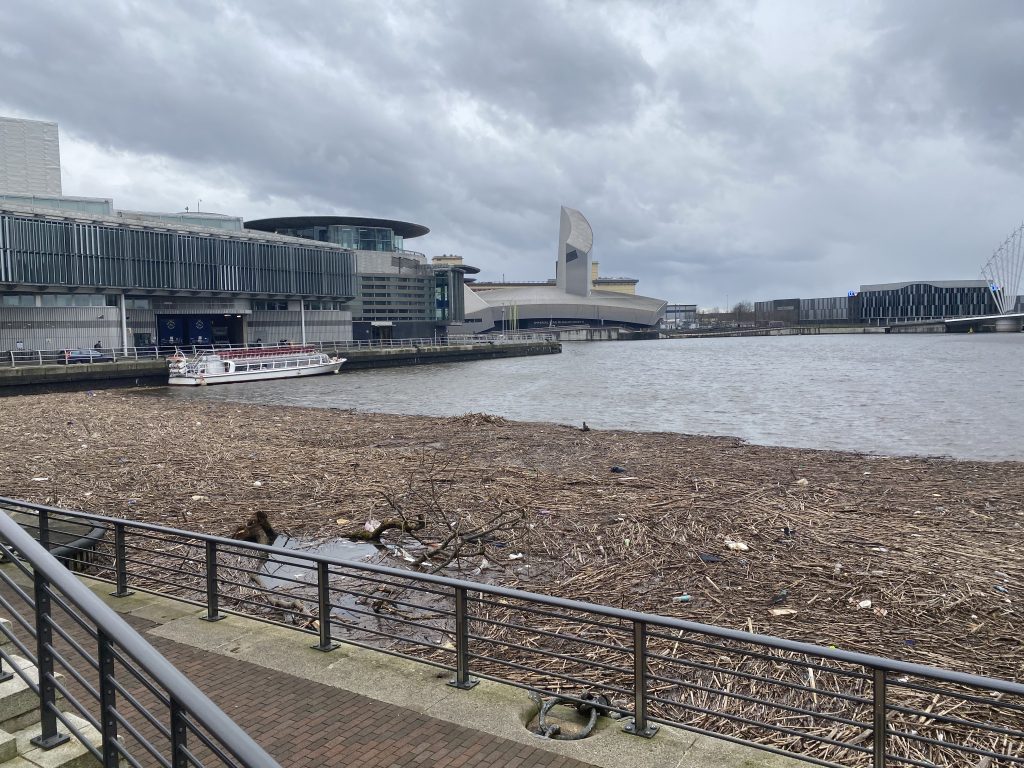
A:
[0,117,62,196]
[857,280,995,324]
[458,207,666,332]
[244,216,465,341]
[0,201,356,350]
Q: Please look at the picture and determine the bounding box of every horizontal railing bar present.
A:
[646,670,870,730]
[326,617,455,654]
[647,650,872,706]
[46,592,101,643]
[466,652,633,697]
[44,701,103,764]
[0,627,38,670]
[884,726,1024,762]
[644,712,849,768]
[469,633,633,677]
[468,613,630,654]
[110,736,152,768]
[185,714,249,767]
[109,676,173,740]
[110,708,173,768]
[645,628,873,681]
[0,511,281,768]
[646,691,873,754]
[7,497,1015,699]
[45,642,101,700]
[109,649,172,709]
[44,675,101,732]
[0,585,40,638]
[885,703,1024,738]
[471,594,629,634]
[888,678,1024,712]
[466,669,633,715]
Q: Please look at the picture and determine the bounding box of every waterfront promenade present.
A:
[0,571,802,768]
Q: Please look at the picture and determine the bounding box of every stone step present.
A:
[11,712,101,768]
[0,658,65,735]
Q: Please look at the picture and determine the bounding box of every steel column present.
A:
[97,631,119,768]
[109,522,133,597]
[30,574,69,749]
[311,561,337,652]
[623,620,658,738]
[873,668,888,767]
[447,586,477,689]
[200,540,223,622]
[169,698,188,768]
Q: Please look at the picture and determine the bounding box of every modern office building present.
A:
[0,117,62,196]
[755,281,1003,326]
[244,216,468,341]
[857,280,996,324]
[0,116,473,349]
[454,207,666,332]
[0,198,357,350]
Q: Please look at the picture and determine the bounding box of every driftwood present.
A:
[3,391,1022,767]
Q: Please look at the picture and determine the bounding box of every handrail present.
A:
[0,496,1019,698]
[4,496,1020,767]
[0,508,280,768]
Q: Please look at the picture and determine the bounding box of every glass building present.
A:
[245,216,467,341]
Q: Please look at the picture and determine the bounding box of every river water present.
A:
[156,334,1024,461]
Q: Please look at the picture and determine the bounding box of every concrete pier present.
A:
[0,341,561,389]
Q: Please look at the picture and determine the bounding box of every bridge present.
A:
[979,221,1024,331]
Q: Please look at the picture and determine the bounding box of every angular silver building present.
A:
[459,206,666,332]
[0,117,62,196]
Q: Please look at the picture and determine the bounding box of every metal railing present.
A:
[2,497,1020,768]
[0,507,280,768]
[4,334,556,368]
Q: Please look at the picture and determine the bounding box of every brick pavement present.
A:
[144,624,599,768]
[0,571,601,768]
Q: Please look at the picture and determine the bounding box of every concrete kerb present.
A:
[81,575,810,768]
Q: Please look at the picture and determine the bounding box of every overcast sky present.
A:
[2,1,1022,307]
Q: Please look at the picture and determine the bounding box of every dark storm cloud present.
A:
[1,0,1021,305]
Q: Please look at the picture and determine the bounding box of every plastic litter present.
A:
[253,480,263,487]
[672,594,692,603]
[795,478,809,485]
[364,518,381,532]
[725,539,749,552]
[698,552,722,564]
[336,518,350,525]
[190,495,207,501]
[610,466,626,473]
[508,553,524,560]
[857,599,873,609]
[769,608,798,617]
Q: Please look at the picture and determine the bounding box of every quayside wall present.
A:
[0,341,561,389]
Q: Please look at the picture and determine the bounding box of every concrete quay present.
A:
[0,341,561,389]
[59,575,806,768]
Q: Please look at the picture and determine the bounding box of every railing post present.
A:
[872,668,888,768]
[623,620,658,738]
[311,561,337,652]
[97,631,119,768]
[169,698,188,768]
[30,572,69,749]
[109,523,134,597]
[37,507,50,551]
[200,540,223,622]
[447,586,477,689]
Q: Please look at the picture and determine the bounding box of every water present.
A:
[156,334,1024,461]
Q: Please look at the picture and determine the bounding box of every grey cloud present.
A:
[1,0,1022,306]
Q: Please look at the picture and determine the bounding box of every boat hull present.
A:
[168,359,343,386]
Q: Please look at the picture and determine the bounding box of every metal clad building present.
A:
[0,202,357,349]
[0,117,62,196]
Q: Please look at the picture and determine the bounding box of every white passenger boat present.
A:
[168,345,345,386]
